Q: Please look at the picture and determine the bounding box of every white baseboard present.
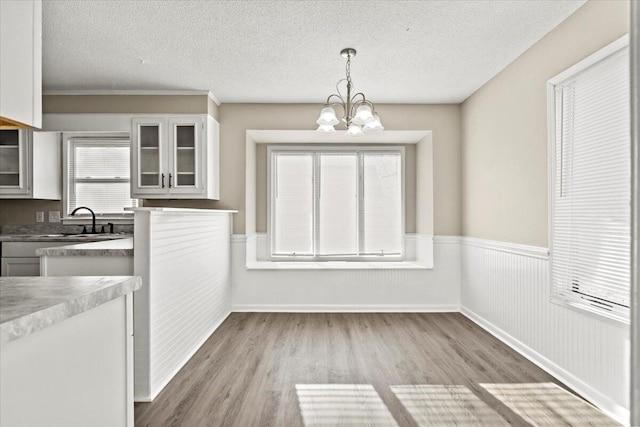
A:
[232,304,460,313]
[461,306,630,426]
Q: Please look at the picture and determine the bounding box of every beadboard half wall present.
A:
[232,234,460,312]
[229,233,630,424]
[460,237,630,425]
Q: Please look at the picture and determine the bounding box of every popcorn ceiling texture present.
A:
[42,0,584,103]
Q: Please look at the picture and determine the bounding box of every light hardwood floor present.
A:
[134,313,618,427]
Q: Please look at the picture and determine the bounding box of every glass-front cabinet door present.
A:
[0,130,29,195]
[168,117,203,196]
[131,118,167,195]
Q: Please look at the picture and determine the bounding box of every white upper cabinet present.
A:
[0,130,62,199]
[0,0,42,128]
[131,115,219,199]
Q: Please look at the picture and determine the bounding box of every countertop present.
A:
[132,207,237,214]
[36,238,134,257]
[0,233,133,243]
[0,276,141,344]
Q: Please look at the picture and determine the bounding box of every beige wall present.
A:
[43,94,215,118]
[461,0,629,247]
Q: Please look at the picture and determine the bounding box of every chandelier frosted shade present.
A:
[346,123,364,137]
[316,48,383,136]
[352,105,374,125]
[316,124,336,133]
[316,107,339,126]
[363,114,384,133]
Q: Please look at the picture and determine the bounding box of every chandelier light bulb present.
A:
[316,106,339,126]
[346,123,364,137]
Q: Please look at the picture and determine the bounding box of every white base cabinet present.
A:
[1,241,69,276]
[0,130,61,199]
[0,295,134,427]
[131,114,219,199]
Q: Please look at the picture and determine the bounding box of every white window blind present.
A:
[318,153,358,255]
[67,138,138,216]
[362,153,403,255]
[550,45,630,322]
[270,147,404,260]
[272,153,314,255]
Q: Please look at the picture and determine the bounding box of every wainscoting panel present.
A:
[134,209,234,401]
[461,238,630,425]
[231,235,460,312]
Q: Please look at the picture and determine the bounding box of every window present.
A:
[549,38,630,322]
[268,146,404,260]
[64,135,138,219]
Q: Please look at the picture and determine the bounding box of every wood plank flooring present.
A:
[134,313,618,427]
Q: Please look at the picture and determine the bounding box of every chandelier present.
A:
[316,48,384,136]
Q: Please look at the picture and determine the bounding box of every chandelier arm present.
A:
[335,78,348,99]
[325,94,345,105]
[327,102,346,118]
[351,92,367,103]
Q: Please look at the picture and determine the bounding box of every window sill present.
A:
[245,261,430,270]
[550,295,630,326]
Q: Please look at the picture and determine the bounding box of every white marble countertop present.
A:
[36,238,133,257]
[132,207,237,214]
[0,276,141,344]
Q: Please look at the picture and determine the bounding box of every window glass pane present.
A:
[75,182,136,214]
[272,153,314,255]
[68,141,137,216]
[362,153,402,254]
[318,154,358,255]
[75,146,130,179]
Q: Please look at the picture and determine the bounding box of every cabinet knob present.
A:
[161,173,165,188]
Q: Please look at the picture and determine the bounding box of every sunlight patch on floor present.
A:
[480,382,620,426]
[295,384,399,426]
[390,384,508,426]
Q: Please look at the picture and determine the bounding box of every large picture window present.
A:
[65,136,138,219]
[549,38,630,322]
[268,146,404,261]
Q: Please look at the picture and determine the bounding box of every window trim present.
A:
[62,132,137,224]
[547,35,630,324]
[267,145,405,262]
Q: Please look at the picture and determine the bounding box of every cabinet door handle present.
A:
[161,173,165,188]
[169,173,173,188]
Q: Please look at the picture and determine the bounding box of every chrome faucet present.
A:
[70,206,97,234]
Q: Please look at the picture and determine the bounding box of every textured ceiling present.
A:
[42,0,586,103]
